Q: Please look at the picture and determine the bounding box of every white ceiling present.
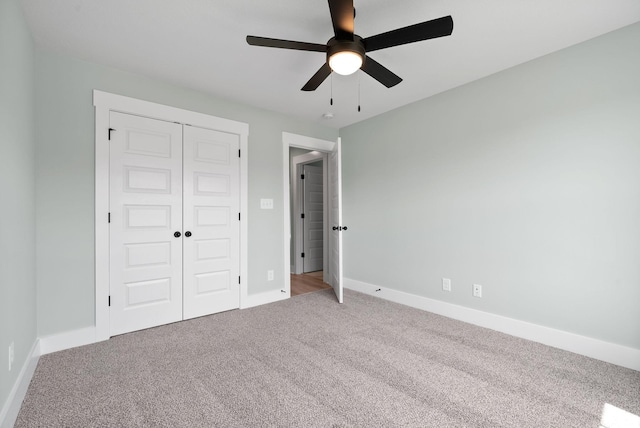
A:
[21,0,640,129]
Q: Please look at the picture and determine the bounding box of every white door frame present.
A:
[282,132,336,295]
[292,152,328,276]
[94,90,249,342]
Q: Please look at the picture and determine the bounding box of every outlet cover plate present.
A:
[442,278,451,292]
[473,284,482,298]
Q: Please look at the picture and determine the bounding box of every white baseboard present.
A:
[241,288,289,309]
[39,290,288,355]
[0,339,40,428]
[39,326,97,355]
[344,277,640,371]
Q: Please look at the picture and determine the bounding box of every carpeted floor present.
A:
[16,289,640,427]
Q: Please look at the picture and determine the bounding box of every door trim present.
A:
[94,90,249,342]
[282,132,336,296]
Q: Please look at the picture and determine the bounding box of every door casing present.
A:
[282,132,339,297]
[94,90,249,342]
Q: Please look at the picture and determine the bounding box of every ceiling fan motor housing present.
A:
[327,36,366,66]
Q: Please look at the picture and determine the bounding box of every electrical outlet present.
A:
[473,284,482,298]
[442,278,451,292]
[8,342,14,372]
[267,270,274,281]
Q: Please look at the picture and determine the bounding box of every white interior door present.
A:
[182,126,240,319]
[302,164,324,273]
[328,138,343,303]
[109,112,184,335]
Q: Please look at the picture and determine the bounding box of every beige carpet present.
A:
[16,289,640,427]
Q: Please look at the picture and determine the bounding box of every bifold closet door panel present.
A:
[182,125,241,320]
[109,112,184,336]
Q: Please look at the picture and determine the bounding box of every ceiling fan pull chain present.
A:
[330,73,334,106]
[358,73,361,112]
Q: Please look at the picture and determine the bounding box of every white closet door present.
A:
[109,112,184,336]
[182,126,240,320]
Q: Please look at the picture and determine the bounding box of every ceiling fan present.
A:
[246,0,453,91]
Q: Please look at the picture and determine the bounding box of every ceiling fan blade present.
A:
[328,0,354,40]
[363,15,453,52]
[361,56,402,88]
[246,36,326,52]
[302,63,332,91]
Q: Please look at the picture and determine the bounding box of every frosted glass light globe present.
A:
[329,51,363,75]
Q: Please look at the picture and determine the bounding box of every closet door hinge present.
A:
[238,149,241,158]
[238,276,241,284]
[108,295,111,307]
[301,252,305,258]
[301,174,305,179]
[108,128,115,140]
[301,213,305,219]
[238,212,241,221]
[108,212,111,223]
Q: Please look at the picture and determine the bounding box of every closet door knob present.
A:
[174,231,181,238]
[185,231,192,237]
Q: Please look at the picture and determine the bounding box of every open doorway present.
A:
[290,148,331,296]
[282,132,343,303]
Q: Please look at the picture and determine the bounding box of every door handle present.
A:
[332,226,348,231]
[185,231,192,237]
[174,231,181,238]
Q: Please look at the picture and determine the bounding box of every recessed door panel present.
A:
[126,278,172,308]
[124,129,172,158]
[195,271,230,295]
[183,126,240,320]
[124,166,172,193]
[110,111,183,335]
[195,141,230,164]
[124,242,171,269]
[194,206,229,227]
[195,239,230,261]
[124,205,171,229]
[194,173,230,196]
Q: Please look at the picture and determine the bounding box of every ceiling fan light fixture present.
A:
[329,50,363,75]
[326,37,366,76]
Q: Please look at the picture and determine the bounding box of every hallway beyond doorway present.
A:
[290,271,331,296]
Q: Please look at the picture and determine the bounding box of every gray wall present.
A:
[340,23,640,349]
[0,0,37,412]
[34,50,337,337]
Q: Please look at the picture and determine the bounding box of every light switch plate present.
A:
[260,198,274,209]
